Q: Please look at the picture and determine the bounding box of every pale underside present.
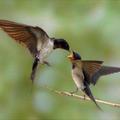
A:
[72,65,85,90]
[38,39,54,63]
[29,27,54,63]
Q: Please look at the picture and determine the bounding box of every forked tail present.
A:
[83,82,102,111]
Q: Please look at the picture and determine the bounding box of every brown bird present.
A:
[68,51,120,109]
[0,20,70,82]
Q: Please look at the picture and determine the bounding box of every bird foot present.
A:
[44,61,51,66]
[70,88,78,94]
[83,95,86,100]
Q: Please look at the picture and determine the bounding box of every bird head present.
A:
[53,38,70,51]
[68,51,81,61]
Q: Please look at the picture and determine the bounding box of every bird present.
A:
[0,20,70,82]
[68,51,120,109]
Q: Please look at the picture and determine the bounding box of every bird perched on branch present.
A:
[0,20,70,82]
[68,51,120,109]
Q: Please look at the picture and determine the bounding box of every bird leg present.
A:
[43,61,51,67]
[83,94,86,100]
[70,87,78,94]
[30,52,40,83]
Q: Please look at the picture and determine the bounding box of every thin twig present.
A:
[42,85,120,108]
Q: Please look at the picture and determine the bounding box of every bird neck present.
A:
[71,60,82,69]
[53,40,63,49]
[53,39,69,50]
[72,63,76,69]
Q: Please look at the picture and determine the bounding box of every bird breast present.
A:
[72,66,85,90]
[39,39,54,62]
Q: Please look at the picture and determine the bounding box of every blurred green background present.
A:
[0,0,120,119]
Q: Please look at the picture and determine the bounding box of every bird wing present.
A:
[0,20,49,56]
[82,60,103,85]
[91,66,120,85]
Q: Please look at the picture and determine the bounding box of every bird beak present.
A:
[67,53,74,60]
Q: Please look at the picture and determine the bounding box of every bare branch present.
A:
[42,85,120,108]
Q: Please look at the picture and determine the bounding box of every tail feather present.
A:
[31,58,39,83]
[83,83,102,110]
[92,66,120,85]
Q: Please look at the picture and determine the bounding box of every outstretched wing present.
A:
[82,60,103,85]
[0,20,49,56]
[91,66,120,85]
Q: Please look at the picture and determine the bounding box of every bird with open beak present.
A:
[0,20,70,82]
[68,51,120,110]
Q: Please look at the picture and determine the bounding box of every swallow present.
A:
[68,51,120,109]
[0,20,70,82]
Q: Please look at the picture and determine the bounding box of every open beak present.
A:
[67,52,74,60]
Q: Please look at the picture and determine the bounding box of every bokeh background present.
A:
[0,0,120,119]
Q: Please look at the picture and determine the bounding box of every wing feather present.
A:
[82,60,103,85]
[0,20,49,56]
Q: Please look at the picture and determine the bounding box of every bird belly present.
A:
[39,40,53,63]
[72,70,85,90]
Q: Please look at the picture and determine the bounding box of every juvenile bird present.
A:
[0,20,70,82]
[68,51,120,109]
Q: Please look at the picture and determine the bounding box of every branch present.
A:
[42,85,120,108]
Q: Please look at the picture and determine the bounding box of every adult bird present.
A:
[0,20,70,82]
[68,51,120,109]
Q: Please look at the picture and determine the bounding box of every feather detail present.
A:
[83,81,102,110]
[0,20,49,56]
[82,60,103,84]
[92,66,120,85]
